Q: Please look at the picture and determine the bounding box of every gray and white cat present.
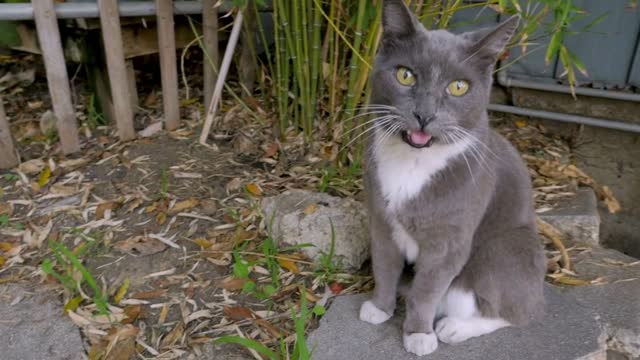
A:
[360,0,546,356]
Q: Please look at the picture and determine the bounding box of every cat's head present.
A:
[370,0,519,149]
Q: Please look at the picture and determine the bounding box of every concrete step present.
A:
[308,286,605,360]
[307,246,640,360]
[539,187,600,246]
[0,284,84,360]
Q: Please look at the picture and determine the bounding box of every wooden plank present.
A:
[203,0,220,110]
[97,0,136,141]
[155,0,180,130]
[0,96,19,169]
[32,0,81,154]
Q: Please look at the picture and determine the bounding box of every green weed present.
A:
[41,240,109,315]
[86,94,106,128]
[216,285,316,360]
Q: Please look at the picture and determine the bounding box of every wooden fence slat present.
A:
[0,96,19,169]
[97,0,136,141]
[155,0,180,130]
[32,0,80,154]
[203,0,220,111]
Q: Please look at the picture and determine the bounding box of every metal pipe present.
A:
[487,104,640,134]
[0,1,221,21]
[496,70,640,102]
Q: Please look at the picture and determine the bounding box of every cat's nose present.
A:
[413,112,435,129]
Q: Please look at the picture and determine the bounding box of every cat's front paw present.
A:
[359,300,391,324]
[403,332,438,356]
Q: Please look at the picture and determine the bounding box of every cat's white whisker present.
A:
[341,110,392,123]
[450,128,496,179]
[453,126,503,162]
[447,132,477,187]
[341,115,397,137]
[341,117,399,151]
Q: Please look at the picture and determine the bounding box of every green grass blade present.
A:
[215,336,280,360]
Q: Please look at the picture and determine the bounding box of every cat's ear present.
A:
[463,15,520,65]
[382,0,417,39]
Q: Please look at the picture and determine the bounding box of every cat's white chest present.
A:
[374,133,470,212]
[374,132,470,262]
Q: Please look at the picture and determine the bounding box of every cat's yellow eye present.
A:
[396,67,416,86]
[447,80,470,96]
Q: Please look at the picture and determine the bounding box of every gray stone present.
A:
[39,110,58,137]
[0,284,84,360]
[261,190,368,271]
[562,247,640,359]
[307,286,606,360]
[539,188,600,245]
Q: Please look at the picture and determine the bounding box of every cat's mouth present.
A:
[401,130,435,148]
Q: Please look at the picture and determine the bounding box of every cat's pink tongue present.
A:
[408,130,432,146]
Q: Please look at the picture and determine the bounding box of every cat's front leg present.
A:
[402,232,465,356]
[360,213,404,325]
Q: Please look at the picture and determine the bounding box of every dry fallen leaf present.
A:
[219,277,249,291]
[515,119,527,128]
[131,289,167,300]
[245,183,263,196]
[0,203,13,216]
[122,304,144,324]
[225,178,242,194]
[156,212,167,225]
[18,158,46,175]
[263,142,279,158]
[169,198,199,214]
[104,325,139,360]
[113,278,129,304]
[113,236,167,256]
[303,203,317,215]
[223,306,254,321]
[37,167,51,187]
[277,256,300,274]
[96,201,120,219]
[194,238,213,249]
[160,322,184,349]
[64,296,83,313]
[255,318,283,338]
[599,185,621,214]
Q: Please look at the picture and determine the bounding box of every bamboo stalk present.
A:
[341,0,368,126]
[199,10,244,147]
[273,1,289,132]
[309,0,322,128]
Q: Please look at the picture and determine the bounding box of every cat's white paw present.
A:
[359,300,391,324]
[403,332,438,356]
[435,316,510,344]
[435,317,473,344]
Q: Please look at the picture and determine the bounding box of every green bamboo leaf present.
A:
[215,336,279,360]
[545,32,562,65]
